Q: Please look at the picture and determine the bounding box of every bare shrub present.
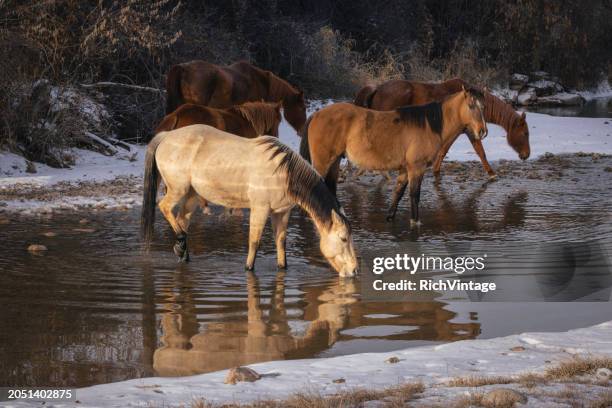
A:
[404,38,506,87]
[297,26,404,97]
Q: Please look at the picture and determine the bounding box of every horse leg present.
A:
[386,170,408,221]
[408,171,425,228]
[175,192,200,262]
[158,189,190,262]
[245,206,270,271]
[470,138,496,180]
[271,209,291,269]
[432,136,456,179]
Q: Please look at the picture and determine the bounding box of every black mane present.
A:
[395,102,443,134]
[257,137,347,228]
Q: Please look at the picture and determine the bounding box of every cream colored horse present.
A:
[141,124,358,277]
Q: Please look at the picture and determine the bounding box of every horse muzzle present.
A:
[478,127,488,140]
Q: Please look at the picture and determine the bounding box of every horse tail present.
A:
[141,132,167,248]
[166,65,183,114]
[299,115,314,163]
[354,85,376,108]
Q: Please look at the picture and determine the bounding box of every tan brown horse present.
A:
[354,78,530,179]
[300,89,487,227]
[155,101,282,138]
[166,60,306,133]
[142,124,358,277]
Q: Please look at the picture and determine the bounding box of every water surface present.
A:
[0,156,611,387]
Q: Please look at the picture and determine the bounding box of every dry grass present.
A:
[190,382,424,408]
[449,393,484,408]
[446,375,515,388]
[445,356,612,389]
[544,356,612,380]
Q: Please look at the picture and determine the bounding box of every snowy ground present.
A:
[5,321,611,407]
[1,101,611,214]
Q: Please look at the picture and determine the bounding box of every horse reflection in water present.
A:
[340,178,528,238]
[152,267,480,377]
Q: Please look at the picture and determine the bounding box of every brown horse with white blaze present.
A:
[354,78,530,179]
[155,101,282,138]
[166,60,306,133]
[300,88,487,227]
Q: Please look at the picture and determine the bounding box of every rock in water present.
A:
[482,388,527,407]
[27,244,48,253]
[537,93,585,106]
[517,88,537,105]
[224,366,261,385]
[527,79,563,96]
[530,70,551,81]
[509,73,529,90]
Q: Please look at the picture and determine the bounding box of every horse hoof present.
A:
[488,174,498,181]
[386,215,394,222]
[410,219,422,228]
[277,263,287,270]
[245,264,254,271]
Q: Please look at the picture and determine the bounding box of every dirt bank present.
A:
[1,153,610,215]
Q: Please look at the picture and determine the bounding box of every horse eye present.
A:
[340,237,347,243]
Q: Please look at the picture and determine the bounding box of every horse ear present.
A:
[521,112,526,120]
[331,209,343,226]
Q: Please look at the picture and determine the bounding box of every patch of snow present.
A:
[5,321,609,407]
[0,145,145,188]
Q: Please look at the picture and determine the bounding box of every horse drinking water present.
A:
[141,124,358,277]
[355,78,530,179]
[300,88,487,227]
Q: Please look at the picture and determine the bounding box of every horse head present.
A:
[460,86,488,140]
[319,209,358,278]
[509,112,530,160]
[282,90,307,134]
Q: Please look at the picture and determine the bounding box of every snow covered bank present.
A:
[1,105,611,213]
[6,320,610,407]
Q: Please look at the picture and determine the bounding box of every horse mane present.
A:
[231,102,280,135]
[256,137,346,228]
[395,102,443,134]
[483,91,520,132]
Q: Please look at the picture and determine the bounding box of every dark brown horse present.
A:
[354,78,530,179]
[155,102,282,138]
[166,60,306,133]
